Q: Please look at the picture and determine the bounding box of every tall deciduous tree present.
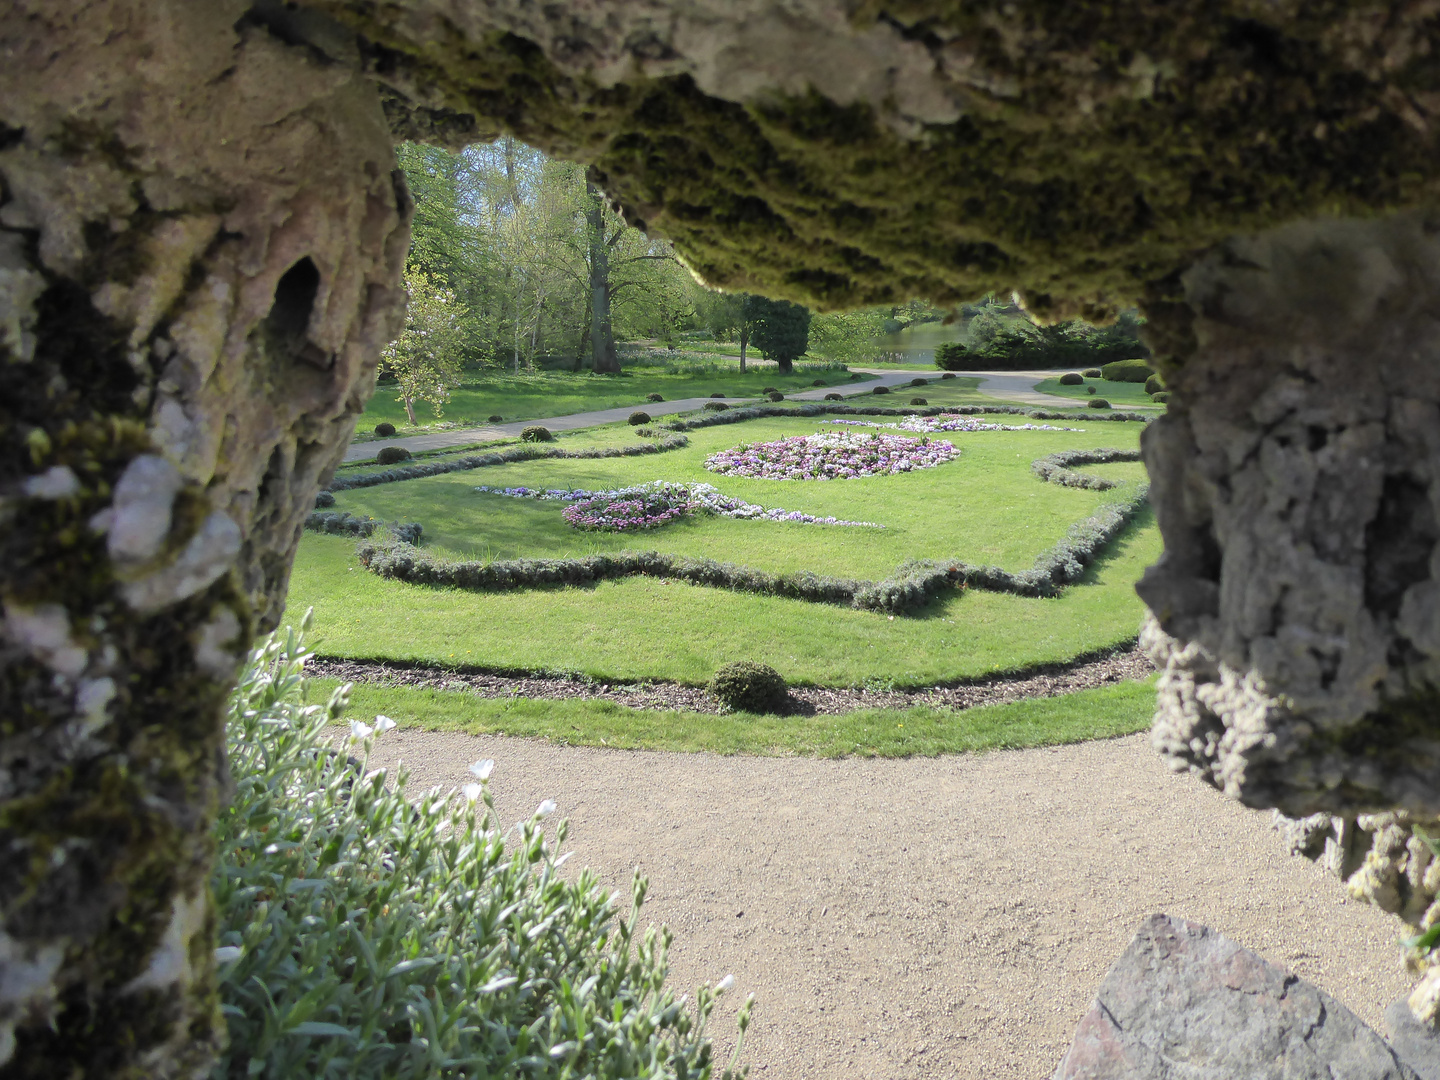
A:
[380,269,470,423]
[745,296,812,372]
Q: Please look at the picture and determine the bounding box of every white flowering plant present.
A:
[213,614,750,1079]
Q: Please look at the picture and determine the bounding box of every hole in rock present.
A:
[265,257,319,347]
[1365,474,1437,619]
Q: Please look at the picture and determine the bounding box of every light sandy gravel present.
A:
[358,729,1412,1079]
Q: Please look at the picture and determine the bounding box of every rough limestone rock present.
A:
[1053,914,1419,1080]
[0,1,408,1073]
[1390,995,1440,1080]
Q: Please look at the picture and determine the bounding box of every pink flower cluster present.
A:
[561,488,693,532]
[703,431,958,481]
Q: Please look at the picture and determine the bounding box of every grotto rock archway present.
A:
[3,0,1440,1073]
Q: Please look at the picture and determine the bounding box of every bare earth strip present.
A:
[358,729,1411,1079]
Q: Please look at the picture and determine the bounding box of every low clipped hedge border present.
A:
[1031,448,1144,491]
[661,402,1150,432]
[356,483,1149,615]
[306,511,422,545]
[328,435,689,492]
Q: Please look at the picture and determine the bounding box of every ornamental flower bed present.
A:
[823,415,1082,435]
[703,431,957,480]
[474,480,881,530]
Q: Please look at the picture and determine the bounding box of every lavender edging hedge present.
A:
[355,483,1149,615]
[305,511,422,545]
[662,403,1151,432]
[1031,448,1144,491]
[326,434,689,491]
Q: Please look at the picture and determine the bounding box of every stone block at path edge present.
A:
[1052,913,1419,1080]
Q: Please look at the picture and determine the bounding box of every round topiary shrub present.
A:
[488,414,503,423]
[941,372,956,380]
[872,384,890,395]
[1087,398,1112,409]
[766,391,785,402]
[812,379,827,386]
[1083,368,1103,378]
[1059,372,1084,386]
[1152,391,1171,403]
[376,446,411,465]
[628,411,651,426]
[314,490,335,508]
[709,661,788,713]
[910,377,928,387]
[762,386,777,394]
[646,393,664,403]
[703,401,729,411]
[373,422,396,437]
[1087,385,1097,394]
[910,396,928,406]
[1144,373,1165,395]
[850,373,864,380]
[521,425,553,442]
[711,391,726,398]
[824,392,843,401]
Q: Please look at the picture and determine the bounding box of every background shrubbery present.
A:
[214,622,749,1079]
[934,310,1149,372]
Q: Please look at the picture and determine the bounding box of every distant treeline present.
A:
[936,305,1149,371]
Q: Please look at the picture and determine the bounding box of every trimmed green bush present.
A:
[215,625,745,1080]
[314,490,335,508]
[1087,397,1112,409]
[1100,358,1155,382]
[375,446,411,465]
[1152,391,1171,403]
[812,379,827,386]
[762,386,778,394]
[521,425,553,442]
[850,372,864,380]
[1087,385,1097,394]
[910,397,928,406]
[1144,373,1165,394]
[710,391,726,398]
[646,392,664,403]
[373,422,396,437]
[872,385,890,395]
[934,342,968,370]
[910,377,928,387]
[941,372,956,380]
[488,414,504,423]
[709,661,789,713]
[1083,368,1102,378]
[1058,372,1084,386]
[823,392,843,400]
[703,401,729,411]
[766,391,785,402]
[628,411,651,425]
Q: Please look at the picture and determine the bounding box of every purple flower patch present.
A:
[703,431,958,481]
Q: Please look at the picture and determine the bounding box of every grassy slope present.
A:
[330,419,1149,579]
[1034,376,1160,409]
[312,677,1156,757]
[362,368,870,430]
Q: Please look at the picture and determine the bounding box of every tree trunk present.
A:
[0,4,409,1075]
[404,396,419,425]
[776,356,793,374]
[586,174,620,375]
[739,324,748,373]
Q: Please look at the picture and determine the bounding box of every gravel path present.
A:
[359,730,1411,1079]
[310,644,1154,715]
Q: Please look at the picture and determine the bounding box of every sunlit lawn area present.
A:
[290,410,1158,686]
[360,366,870,430]
[312,677,1157,757]
[1034,375,1161,409]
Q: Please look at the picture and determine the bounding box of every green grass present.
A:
[362,368,871,430]
[311,677,1156,757]
[1034,377,1161,409]
[328,420,1149,580]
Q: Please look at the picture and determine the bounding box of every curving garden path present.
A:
[358,728,1411,1080]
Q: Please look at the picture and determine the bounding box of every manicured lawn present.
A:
[1034,376,1161,409]
[310,677,1156,757]
[361,367,867,430]
[329,419,1149,580]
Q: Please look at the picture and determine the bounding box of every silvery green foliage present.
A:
[214,622,746,1079]
[304,510,423,544]
[327,436,689,492]
[356,482,1147,615]
[1031,448,1144,491]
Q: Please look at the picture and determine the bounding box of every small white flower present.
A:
[373,715,396,733]
[469,759,494,780]
[348,719,373,740]
[462,783,482,802]
[715,974,735,993]
[535,799,557,818]
[214,946,243,964]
